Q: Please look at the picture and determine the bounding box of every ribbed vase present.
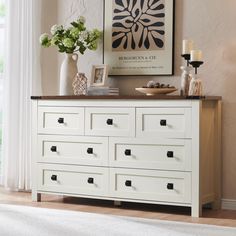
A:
[59,53,78,95]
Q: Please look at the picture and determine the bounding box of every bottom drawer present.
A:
[37,164,109,196]
[110,168,191,204]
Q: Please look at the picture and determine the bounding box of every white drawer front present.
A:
[109,138,192,171]
[38,107,84,135]
[85,107,135,137]
[38,136,108,166]
[136,108,192,138]
[110,168,191,204]
[38,164,109,196]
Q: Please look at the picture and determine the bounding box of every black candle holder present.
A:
[181,54,191,66]
[189,61,204,74]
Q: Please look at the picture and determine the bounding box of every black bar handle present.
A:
[160,120,167,126]
[106,119,113,125]
[167,183,174,190]
[125,149,131,156]
[88,178,94,184]
[58,118,64,124]
[125,180,132,187]
[87,148,93,154]
[167,151,174,158]
[51,175,57,181]
[51,146,57,152]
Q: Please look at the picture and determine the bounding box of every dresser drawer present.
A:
[38,107,84,135]
[85,107,135,137]
[38,135,108,166]
[136,108,192,138]
[109,138,192,171]
[37,164,109,196]
[110,168,191,204]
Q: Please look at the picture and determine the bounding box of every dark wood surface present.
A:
[31,95,222,101]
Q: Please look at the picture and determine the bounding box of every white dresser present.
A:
[31,96,222,217]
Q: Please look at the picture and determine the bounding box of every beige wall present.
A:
[41,0,58,94]
[41,0,236,200]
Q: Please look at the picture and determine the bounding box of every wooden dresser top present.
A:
[31,95,222,101]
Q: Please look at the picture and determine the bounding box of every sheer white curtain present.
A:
[1,0,42,190]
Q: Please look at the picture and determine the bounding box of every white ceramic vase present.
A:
[60,53,78,95]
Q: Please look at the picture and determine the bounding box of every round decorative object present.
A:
[60,53,78,95]
[72,73,88,95]
[135,87,177,96]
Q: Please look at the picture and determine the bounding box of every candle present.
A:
[182,40,194,55]
[190,50,203,61]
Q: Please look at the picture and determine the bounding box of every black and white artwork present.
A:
[104,0,174,76]
[112,0,165,51]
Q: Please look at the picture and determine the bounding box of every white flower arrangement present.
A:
[51,24,63,35]
[40,16,102,54]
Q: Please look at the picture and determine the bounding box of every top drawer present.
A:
[38,107,84,135]
[136,108,192,138]
[85,107,135,137]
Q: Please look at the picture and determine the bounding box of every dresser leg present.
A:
[114,201,122,207]
[191,204,202,217]
[32,192,41,202]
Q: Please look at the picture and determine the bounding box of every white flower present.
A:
[50,24,63,35]
[39,33,49,44]
[79,30,89,41]
[78,16,86,24]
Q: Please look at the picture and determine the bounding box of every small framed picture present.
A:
[90,65,109,87]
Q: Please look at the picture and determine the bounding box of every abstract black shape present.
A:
[144,34,150,49]
[115,0,124,7]
[112,36,124,48]
[152,36,164,48]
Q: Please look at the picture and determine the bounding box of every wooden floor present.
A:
[0,188,235,228]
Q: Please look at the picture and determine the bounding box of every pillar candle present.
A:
[190,50,203,61]
[182,40,194,55]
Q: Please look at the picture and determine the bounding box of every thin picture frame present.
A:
[90,65,109,87]
[103,0,175,76]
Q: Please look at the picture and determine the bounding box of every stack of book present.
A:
[87,87,119,96]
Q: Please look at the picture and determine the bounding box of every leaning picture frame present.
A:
[90,65,109,87]
[104,0,175,76]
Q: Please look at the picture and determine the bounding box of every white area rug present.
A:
[0,204,235,236]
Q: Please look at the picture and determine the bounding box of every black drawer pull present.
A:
[160,120,167,126]
[58,118,64,124]
[167,183,174,190]
[51,146,57,152]
[167,151,174,158]
[88,178,94,184]
[125,149,131,156]
[106,119,113,125]
[87,148,93,154]
[51,175,57,181]
[125,180,132,187]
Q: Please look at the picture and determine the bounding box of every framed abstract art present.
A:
[104,0,175,76]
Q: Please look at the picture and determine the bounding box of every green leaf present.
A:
[71,22,79,27]
[58,44,66,52]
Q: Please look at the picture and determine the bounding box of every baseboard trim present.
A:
[222,199,236,210]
